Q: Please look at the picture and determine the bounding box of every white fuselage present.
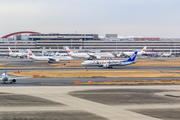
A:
[68,53,89,58]
[82,60,134,67]
[9,52,27,57]
[29,56,73,61]
[88,53,115,58]
[1,73,9,82]
[29,56,53,61]
[123,51,144,56]
[161,53,171,57]
[51,56,73,61]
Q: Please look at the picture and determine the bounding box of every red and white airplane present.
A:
[27,49,73,63]
[121,46,147,57]
[65,47,90,59]
[161,50,172,57]
[65,47,115,59]
[8,47,28,57]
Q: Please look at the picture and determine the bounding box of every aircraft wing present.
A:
[121,52,131,56]
[87,53,101,59]
[48,58,59,62]
[0,53,9,55]
[18,54,28,57]
[48,58,56,61]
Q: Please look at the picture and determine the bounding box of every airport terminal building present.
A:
[1,31,180,54]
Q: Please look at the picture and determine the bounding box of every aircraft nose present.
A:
[81,62,85,65]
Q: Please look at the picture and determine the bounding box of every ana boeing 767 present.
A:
[82,51,138,68]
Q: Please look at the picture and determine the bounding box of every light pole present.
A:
[15,39,17,52]
[116,40,117,52]
[71,39,72,49]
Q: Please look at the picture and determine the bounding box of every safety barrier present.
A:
[74,81,79,84]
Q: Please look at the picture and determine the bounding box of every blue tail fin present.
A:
[126,51,138,62]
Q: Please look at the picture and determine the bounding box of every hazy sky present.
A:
[0,0,180,37]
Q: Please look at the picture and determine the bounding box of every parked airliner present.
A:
[8,47,28,57]
[27,49,73,63]
[65,47,89,59]
[65,47,115,59]
[82,51,138,68]
[122,46,147,57]
[87,52,115,59]
[161,50,172,57]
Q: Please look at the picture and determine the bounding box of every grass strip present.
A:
[8,70,180,78]
[77,79,180,85]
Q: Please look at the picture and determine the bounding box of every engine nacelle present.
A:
[55,59,59,62]
[103,64,109,68]
[96,56,101,59]
[12,79,16,83]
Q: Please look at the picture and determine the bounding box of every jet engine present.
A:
[12,79,16,83]
[55,59,59,62]
[96,56,101,59]
[103,64,109,68]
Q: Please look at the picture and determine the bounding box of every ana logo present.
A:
[130,54,135,60]
[67,50,71,53]
[29,53,33,56]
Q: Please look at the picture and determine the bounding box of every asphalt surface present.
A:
[130,108,180,120]
[70,89,180,105]
[0,86,180,120]
[1,77,180,86]
[0,111,107,120]
[0,58,180,119]
[1,66,180,71]
[0,59,179,86]
[1,58,180,71]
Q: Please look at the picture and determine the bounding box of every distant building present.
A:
[0,31,180,54]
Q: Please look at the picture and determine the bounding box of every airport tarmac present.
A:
[1,77,180,86]
[0,59,180,119]
[1,66,180,71]
[0,59,180,86]
[0,86,180,120]
[1,58,180,71]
